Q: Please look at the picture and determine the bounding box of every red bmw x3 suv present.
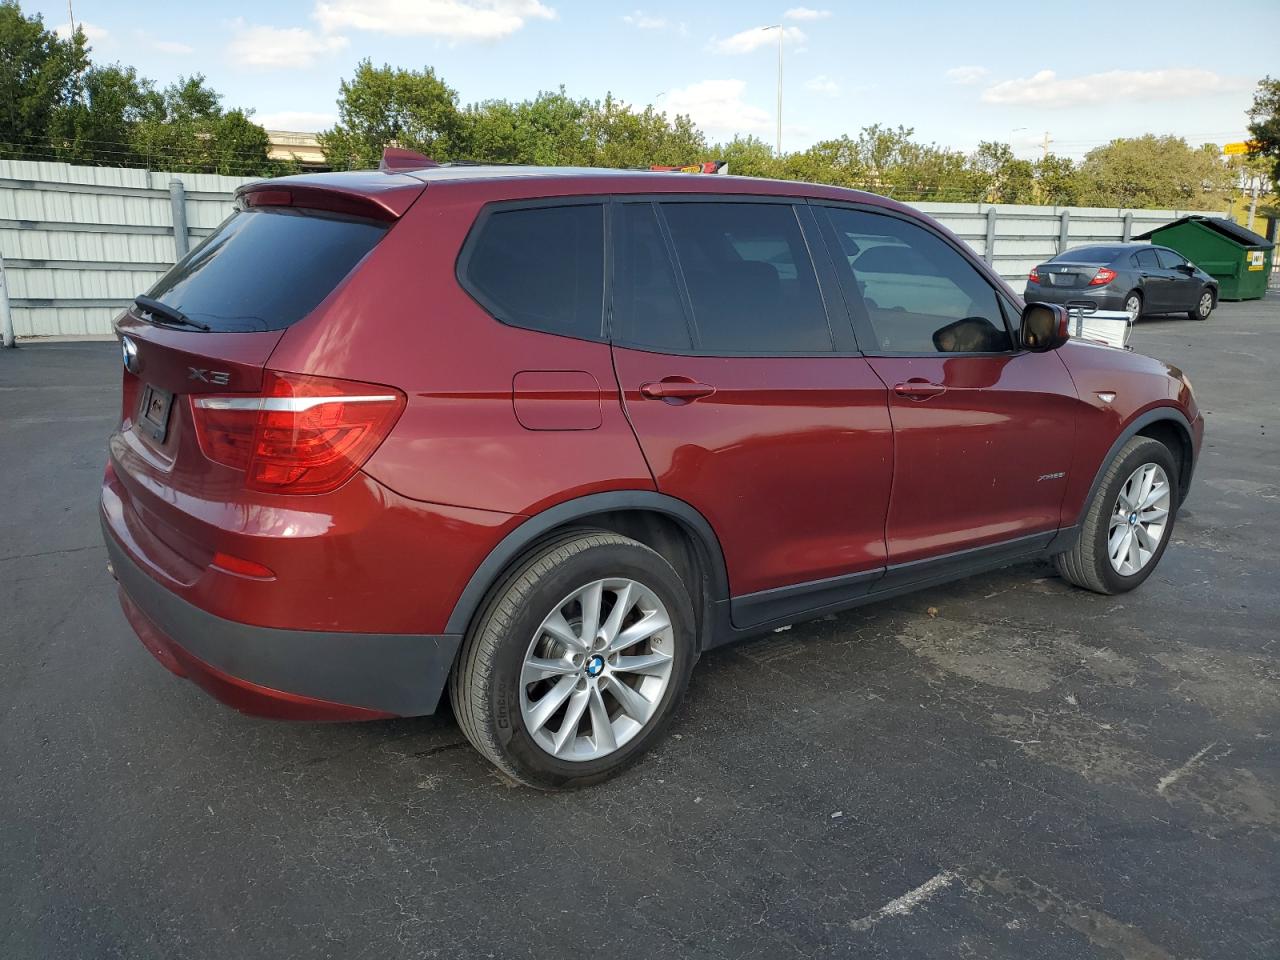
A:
[102,157,1202,788]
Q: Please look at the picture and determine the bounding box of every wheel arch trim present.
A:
[444,491,730,636]
[1075,406,1194,525]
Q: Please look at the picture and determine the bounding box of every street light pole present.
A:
[763,25,783,156]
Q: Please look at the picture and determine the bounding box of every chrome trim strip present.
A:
[192,395,397,412]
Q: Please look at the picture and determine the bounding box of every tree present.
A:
[971,141,1035,203]
[128,75,275,176]
[1033,154,1079,206]
[1247,76,1280,191]
[1074,135,1233,210]
[319,60,464,168]
[0,1,87,159]
[462,89,594,165]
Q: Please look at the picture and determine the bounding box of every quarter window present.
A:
[660,202,833,353]
[824,207,1011,354]
[462,204,605,340]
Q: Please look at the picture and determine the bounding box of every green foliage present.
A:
[1247,76,1280,190]
[0,0,275,175]
[319,60,464,168]
[1074,135,1233,210]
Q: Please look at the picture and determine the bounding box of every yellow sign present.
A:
[1223,141,1261,156]
[1248,250,1265,271]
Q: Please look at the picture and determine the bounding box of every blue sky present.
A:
[33,0,1277,159]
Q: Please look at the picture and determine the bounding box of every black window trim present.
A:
[455,196,609,344]
[810,199,1023,359]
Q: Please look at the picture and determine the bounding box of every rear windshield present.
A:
[142,207,388,332]
[1052,246,1125,263]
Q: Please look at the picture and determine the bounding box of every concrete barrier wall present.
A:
[0,159,1227,339]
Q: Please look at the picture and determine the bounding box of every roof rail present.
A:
[380,147,439,172]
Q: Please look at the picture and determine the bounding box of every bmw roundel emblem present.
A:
[121,335,141,374]
[586,655,605,678]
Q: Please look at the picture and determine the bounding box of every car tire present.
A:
[1123,291,1143,320]
[450,530,697,789]
[1054,436,1179,595]
[1188,287,1215,321]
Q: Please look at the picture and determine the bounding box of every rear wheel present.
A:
[1123,291,1143,320]
[1054,436,1178,595]
[1189,287,1214,321]
[450,531,696,789]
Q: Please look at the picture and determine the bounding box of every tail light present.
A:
[192,371,406,494]
[1028,268,1040,283]
[1088,267,1117,286]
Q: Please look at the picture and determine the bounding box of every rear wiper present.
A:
[134,295,211,332]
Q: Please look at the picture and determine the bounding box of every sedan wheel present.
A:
[1107,463,1171,576]
[1193,290,1214,321]
[1124,293,1142,320]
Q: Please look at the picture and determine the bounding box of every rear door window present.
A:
[144,207,388,332]
[1155,248,1187,269]
[612,202,693,351]
[1135,248,1161,270]
[461,203,605,340]
[659,202,833,353]
[822,206,1012,354]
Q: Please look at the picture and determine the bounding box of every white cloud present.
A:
[805,74,840,96]
[153,39,195,54]
[662,79,771,136]
[227,20,349,68]
[314,0,556,41]
[713,25,804,54]
[982,68,1251,107]
[623,10,667,29]
[256,111,339,131]
[54,21,109,42]
[945,65,989,85]
[784,7,830,19]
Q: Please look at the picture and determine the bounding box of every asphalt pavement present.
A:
[2,297,1277,959]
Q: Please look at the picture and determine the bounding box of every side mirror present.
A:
[1176,263,1195,274]
[1021,302,1070,352]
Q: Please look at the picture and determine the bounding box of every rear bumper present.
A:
[103,515,461,720]
[1024,284,1129,312]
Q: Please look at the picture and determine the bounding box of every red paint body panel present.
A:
[613,349,893,595]
[1055,340,1202,524]
[866,351,1083,562]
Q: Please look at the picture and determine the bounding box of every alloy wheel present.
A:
[1108,463,1171,576]
[1124,295,1141,320]
[520,578,675,761]
[1198,291,1213,318]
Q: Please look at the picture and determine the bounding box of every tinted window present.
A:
[464,204,604,339]
[612,203,692,350]
[1053,245,1124,262]
[1155,248,1187,269]
[824,207,1011,354]
[660,202,832,353]
[1135,248,1161,270]
[144,208,387,332]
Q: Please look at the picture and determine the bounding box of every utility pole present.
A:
[1247,174,1260,231]
[1041,130,1053,160]
[66,0,75,36]
[762,25,783,156]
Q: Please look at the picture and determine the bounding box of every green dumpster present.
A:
[1133,216,1275,301]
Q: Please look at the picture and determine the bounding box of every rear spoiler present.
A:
[236,172,428,223]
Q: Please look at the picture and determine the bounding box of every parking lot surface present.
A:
[2,298,1278,959]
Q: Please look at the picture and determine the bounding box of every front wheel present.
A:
[1189,287,1214,321]
[1054,436,1179,595]
[450,531,696,789]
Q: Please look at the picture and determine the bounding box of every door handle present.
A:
[893,378,946,400]
[639,378,716,402]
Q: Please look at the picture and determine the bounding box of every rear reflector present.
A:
[211,552,275,579]
[192,371,405,494]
